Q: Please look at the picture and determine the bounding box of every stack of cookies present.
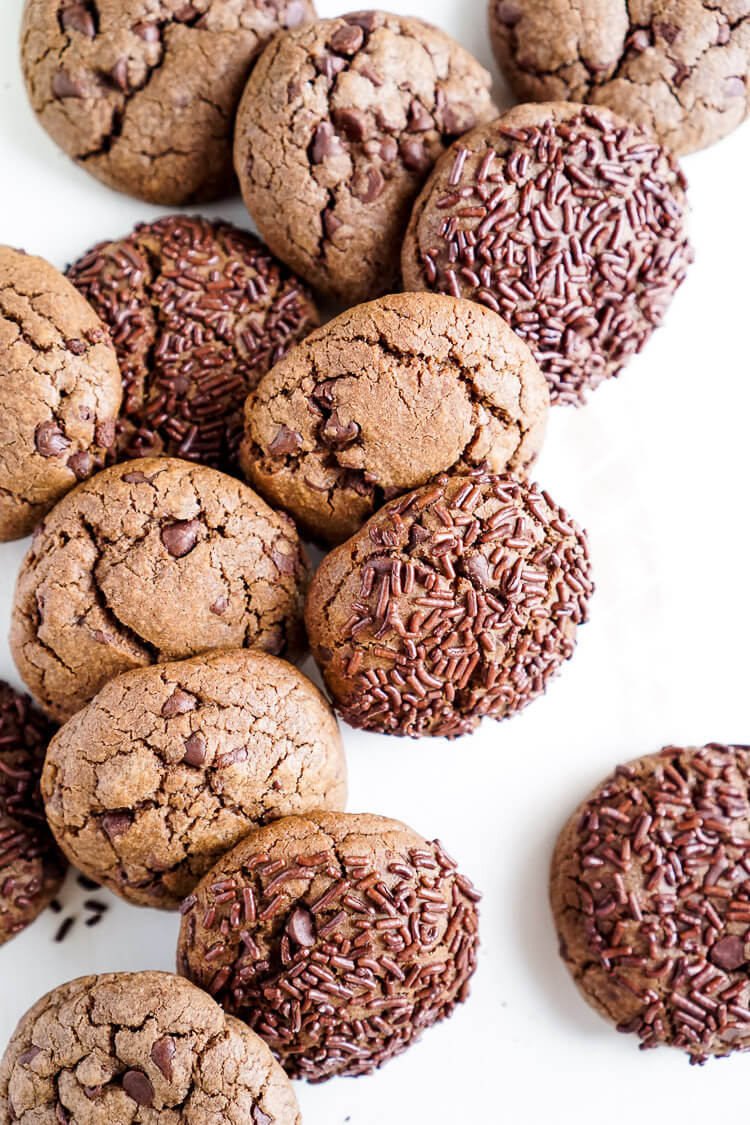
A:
[1,0,749,1116]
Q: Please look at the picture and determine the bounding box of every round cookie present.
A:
[489,0,750,156]
[0,246,121,542]
[0,682,65,946]
[10,457,310,724]
[551,744,750,1063]
[305,467,593,738]
[42,649,347,909]
[177,811,481,1081]
[69,216,320,473]
[0,970,301,1124]
[21,0,316,205]
[233,12,497,303]
[242,292,549,546]
[402,101,693,406]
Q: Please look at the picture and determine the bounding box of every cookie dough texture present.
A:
[402,102,693,405]
[305,468,593,738]
[489,0,750,156]
[0,246,122,542]
[0,682,65,946]
[0,970,301,1125]
[11,458,310,723]
[242,292,549,546]
[21,0,316,205]
[177,811,481,1081]
[42,649,346,909]
[552,744,750,1063]
[233,12,497,303]
[68,215,320,473]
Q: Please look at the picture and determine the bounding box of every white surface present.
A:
[1,1,750,1121]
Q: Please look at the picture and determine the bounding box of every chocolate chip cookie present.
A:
[305,466,593,738]
[0,970,301,1123]
[0,246,121,542]
[21,0,316,205]
[489,0,750,156]
[551,744,750,1063]
[0,682,65,946]
[402,102,693,405]
[10,457,310,723]
[242,292,549,546]
[177,811,481,1081]
[68,215,319,473]
[42,649,346,909]
[233,12,496,303]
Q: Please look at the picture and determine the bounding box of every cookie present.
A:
[0,682,65,946]
[0,970,300,1124]
[551,744,750,1063]
[242,292,549,546]
[305,467,593,738]
[42,649,346,909]
[489,0,750,156]
[402,102,693,405]
[177,811,481,1080]
[69,216,320,473]
[10,457,310,723]
[0,246,122,542]
[21,0,316,205]
[233,12,496,303]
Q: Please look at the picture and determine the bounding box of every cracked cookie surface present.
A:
[0,246,122,542]
[42,649,346,909]
[489,0,750,156]
[68,215,320,473]
[10,457,310,723]
[551,744,750,1062]
[177,811,481,1081]
[21,0,316,205]
[233,11,496,303]
[242,292,549,546]
[402,102,693,405]
[305,466,593,737]
[0,681,65,947]
[0,970,301,1124]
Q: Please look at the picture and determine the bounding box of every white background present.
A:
[1,1,749,1121]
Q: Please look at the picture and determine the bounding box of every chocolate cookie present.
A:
[10,457,310,723]
[69,216,320,473]
[489,1,750,156]
[551,744,750,1063]
[0,246,121,542]
[21,0,316,205]
[0,682,65,946]
[177,811,481,1080]
[242,292,549,546]
[42,649,346,909]
[402,102,693,405]
[233,12,496,303]
[305,467,593,738]
[0,970,301,1124]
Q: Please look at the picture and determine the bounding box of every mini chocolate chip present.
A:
[268,425,302,456]
[101,811,133,840]
[17,1048,41,1066]
[108,58,128,91]
[462,554,491,588]
[408,99,433,133]
[161,689,196,718]
[333,106,368,142]
[400,137,430,173]
[654,21,679,44]
[35,422,70,458]
[710,935,746,971]
[315,53,346,80]
[95,420,116,448]
[286,905,316,947]
[66,338,86,355]
[216,746,248,768]
[409,523,431,547]
[133,21,160,41]
[210,595,228,615]
[329,23,364,55]
[52,69,86,98]
[629,29,651,51]
[252,1107,272,1125]
[67,451,92,480]
[161,519,200,558]
[150,1037,176,1081]
[352,166,385,203]
[271,547,296,575]
[183,734,206,768]
[725,75,746,97]
[323,209,343,236]
[311,122,345,163]
[284,0,306,28]
[61,4,96,37]
[321,410,360,447]
[495,1,522,26]
[122,1070,154,1107]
